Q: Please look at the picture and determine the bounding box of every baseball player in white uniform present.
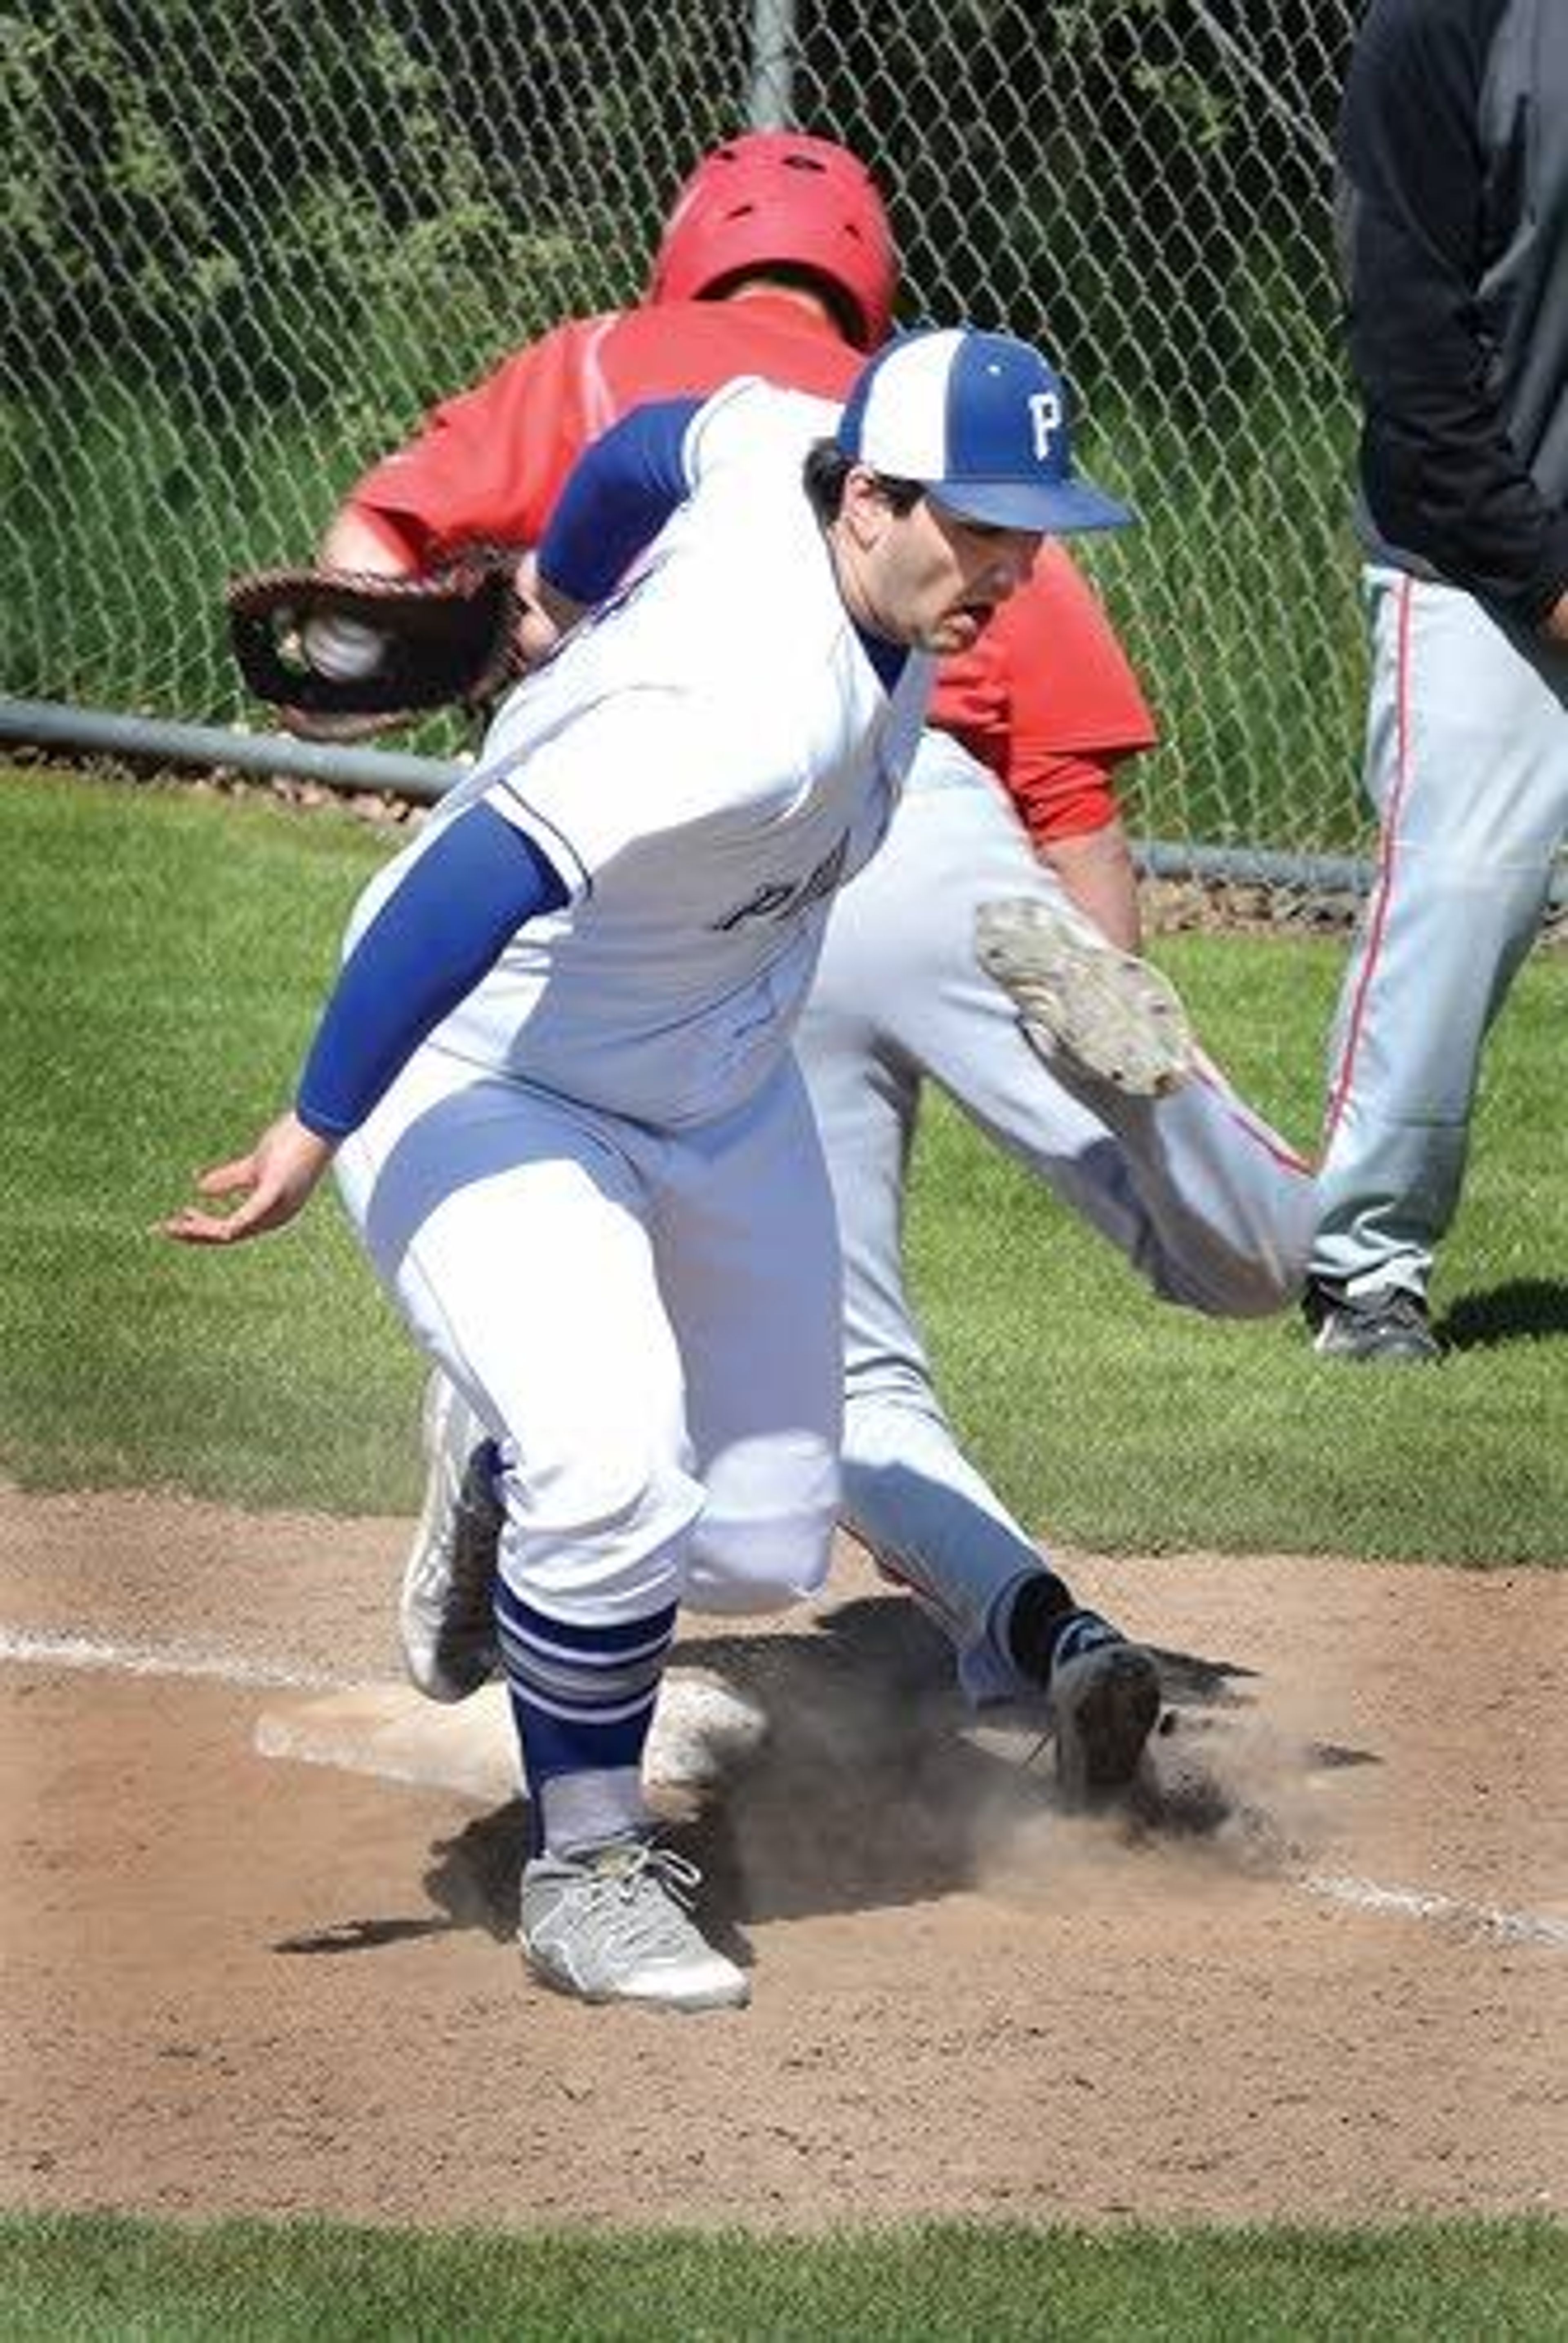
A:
[166,326,1147,2013]
[318,137,1314,1750]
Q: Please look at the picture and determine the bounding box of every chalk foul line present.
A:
[1304,1870,1568,1950]
[5,1626,1565,1951]
[0,1624,351,1692]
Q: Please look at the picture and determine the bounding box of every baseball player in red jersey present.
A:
[318,137,1313,1752]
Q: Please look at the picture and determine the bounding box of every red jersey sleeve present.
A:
[342,318,616,564]
[339,296,861,568]
[930,541,1157,847]
[1008,750,1123,844]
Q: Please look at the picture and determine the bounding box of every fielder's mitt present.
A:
[225,554,525,726]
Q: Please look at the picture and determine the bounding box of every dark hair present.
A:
[708,262,867,346]
[802,439,923,523]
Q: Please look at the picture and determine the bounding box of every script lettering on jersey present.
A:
[710,832,850,932]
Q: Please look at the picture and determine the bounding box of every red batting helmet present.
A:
[648,131,898,350]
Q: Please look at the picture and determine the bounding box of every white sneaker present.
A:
[975,895,1196,1097]
[520,1837,750,2012]
[399,1369,503,1704]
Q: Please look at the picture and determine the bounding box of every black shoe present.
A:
[1011,1588,1160,1805]
[1304,1277,1440,1363]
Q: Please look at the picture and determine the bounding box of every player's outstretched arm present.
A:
[161,803,570,1252]
[1040,815,1141,954]
[162,1112,336,1246]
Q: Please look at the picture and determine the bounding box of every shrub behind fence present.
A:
[2,1,1375,894]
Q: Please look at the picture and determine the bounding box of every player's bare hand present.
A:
[1540,588,1568,649]
[529,562,588,657]
[513,551,571,669]
[160,1112,337,1245]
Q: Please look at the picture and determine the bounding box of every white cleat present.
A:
[520,1837,750,2012]
[399,1369,504,1704]
[975,894,1196,1097]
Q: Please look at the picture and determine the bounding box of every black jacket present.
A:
[1336,0,1568,624]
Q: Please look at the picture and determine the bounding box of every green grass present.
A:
[1,2212,1565,2340]
[906,921,1568,1564]
[0,369,1372,854]
[4,767,1566,2314]
[0,766,415,1510]
[0,375,477,764]
[1080,383,1371,858]
[2,764,1566,1557]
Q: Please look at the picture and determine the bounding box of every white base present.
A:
[253,1668,768,1804]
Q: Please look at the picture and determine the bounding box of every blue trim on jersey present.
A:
[536,397,704,606]
[855,624,909,693]
[489,773,593,899]
[295,800,568,1140]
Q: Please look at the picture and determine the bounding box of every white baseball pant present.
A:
[334,1046,843,1625]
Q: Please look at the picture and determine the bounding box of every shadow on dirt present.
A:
[402,1590,1376,1953]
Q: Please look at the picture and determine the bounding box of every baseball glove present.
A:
[226,554,526,727]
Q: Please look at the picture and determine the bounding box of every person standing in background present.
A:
[1305,0,1568,1362]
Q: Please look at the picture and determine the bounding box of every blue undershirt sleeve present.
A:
[295,800,568,1140]
[537,397,704,606]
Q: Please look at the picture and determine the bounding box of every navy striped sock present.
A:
[497,1585,677,1854]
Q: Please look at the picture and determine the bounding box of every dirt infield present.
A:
[2,1480,1564,2232]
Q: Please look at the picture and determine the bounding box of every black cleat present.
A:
[1046,1613,1163,1805]
[1305,1278,1440,1363]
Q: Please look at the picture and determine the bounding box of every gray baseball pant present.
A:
[1312,568,1568,1303]
[795,732,1315,1701]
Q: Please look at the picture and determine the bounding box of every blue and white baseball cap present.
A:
[836,325,1132,535]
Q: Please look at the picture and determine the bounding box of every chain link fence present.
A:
[1,1,1372,905]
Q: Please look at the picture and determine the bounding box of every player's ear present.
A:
[839,464,900,547]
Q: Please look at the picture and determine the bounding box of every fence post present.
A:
[748,0,797,128]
